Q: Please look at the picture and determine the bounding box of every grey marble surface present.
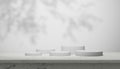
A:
[0,63,49,69]
[0,63,120,69]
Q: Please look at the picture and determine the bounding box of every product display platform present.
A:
[0,52,120,63]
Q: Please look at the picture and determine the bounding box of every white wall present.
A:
[87,0,120,52]
[0,0,120,53]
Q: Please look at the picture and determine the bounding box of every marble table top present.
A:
[0,52,120,63]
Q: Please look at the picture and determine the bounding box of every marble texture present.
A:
[0,63,49,69]
[0,63,120,69]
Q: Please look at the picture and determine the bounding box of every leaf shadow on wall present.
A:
[63,13,103,42]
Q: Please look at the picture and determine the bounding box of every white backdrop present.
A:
[0,0,120,53]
